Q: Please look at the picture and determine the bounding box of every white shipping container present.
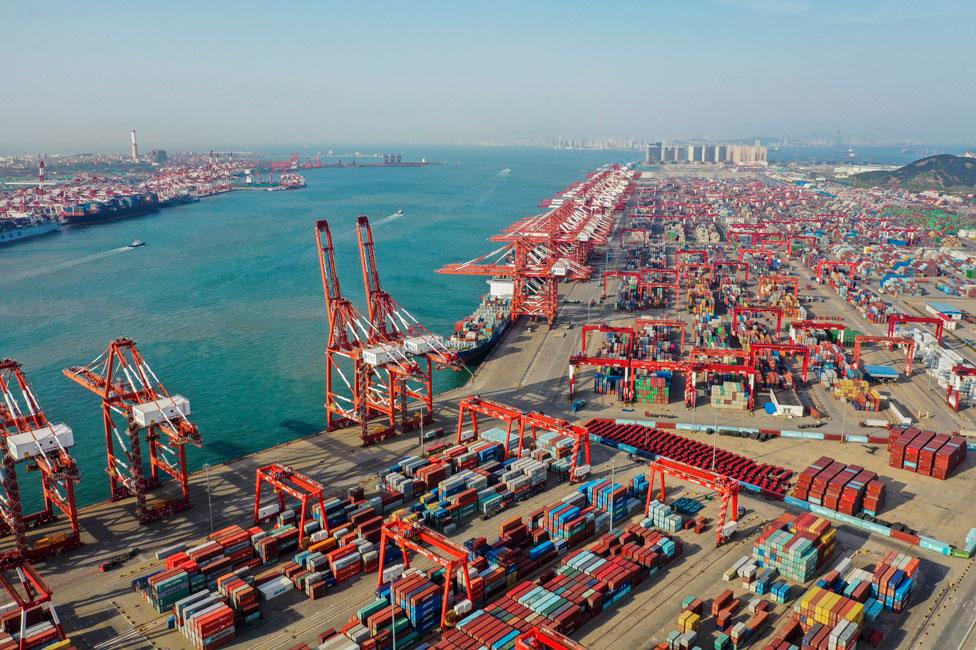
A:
[257,576,293,600]
[257,504,280,520]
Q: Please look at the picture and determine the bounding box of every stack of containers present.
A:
[888,426,967,479]
[871,551,919,612]
[578,479,630,524]
[792,586,863,649]
[752,514,835,583]
[710,380,749,410]
[391,573,443,634]
[180,599,236,649]
[643,501,683,534]
[216,574,260,623]
[633,374,670,404]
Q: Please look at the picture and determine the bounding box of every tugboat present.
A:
[128,239,145,248]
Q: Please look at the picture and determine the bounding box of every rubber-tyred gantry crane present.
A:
[253,464,326,547]
[520,412,591,483]
[852,335,915,375]
[947,364,976,411]
[455,396,523,455]
[887,313,944,344]
[0,360,81,561]
[732,305,784,333]
[0,552,67,650]
[816,260,856,283]
[64,338,201,524]
[377,518,474,628]
[787,234,818,257]
[712,260,750,282]
[635,318,687,353]
[758,274,800,298]
[790,319,847,346]
[645,457,739,545]
[748,343,811,383]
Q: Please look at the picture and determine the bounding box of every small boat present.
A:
[394,209,404,217]
[128,239,145,248]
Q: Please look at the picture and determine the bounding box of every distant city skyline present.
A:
[2,0,974,152]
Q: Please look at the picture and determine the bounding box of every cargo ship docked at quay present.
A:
[0,213,60,246]
[447,279,513,363]
[58,191,160,226]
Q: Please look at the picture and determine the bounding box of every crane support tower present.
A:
[64,338,202,524]
[852,335,915,376]
[455,396,524,455]
[0,360,81,561]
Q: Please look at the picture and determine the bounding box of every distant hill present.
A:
[851,154,976,193]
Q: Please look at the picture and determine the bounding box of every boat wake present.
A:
[498,168,512,176]
[373,211,403,226]
[8,246,133,282]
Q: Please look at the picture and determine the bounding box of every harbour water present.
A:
[0,146,636,508]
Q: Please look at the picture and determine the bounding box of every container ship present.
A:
[0,213,60,246]
[59,192,159,226]
[447,280,513,363]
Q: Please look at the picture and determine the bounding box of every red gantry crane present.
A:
[0,552,67,650]
[0,361,81,561]
[645,457,740,545]
[947,364,976,411]
[887,313,944,344]
[377,519,474,628]
[356,215,460,433]
[253,464,327,547]
[816,260,856,283]
[520,412,591,483]
[790,319,848,346]
[748,343,811,383]
[315,219,373,440]
[455,396,523,456]
[732,305,784,333]
[852,335,915,376]
[64,338,201,524]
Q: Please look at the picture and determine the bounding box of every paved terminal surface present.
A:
[12,175,976,650]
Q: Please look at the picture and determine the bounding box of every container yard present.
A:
[4,163,976,650]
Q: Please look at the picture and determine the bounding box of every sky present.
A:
[1,0,974,152]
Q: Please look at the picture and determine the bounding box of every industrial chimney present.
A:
[130,129,139,162]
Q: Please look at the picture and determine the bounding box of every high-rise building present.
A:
[130,129,139,162]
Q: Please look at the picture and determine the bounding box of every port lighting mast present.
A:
[63,338,202,524]
[0,360,81,560]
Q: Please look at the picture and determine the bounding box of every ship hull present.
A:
[0,221,60,246]
[61,197,159,226]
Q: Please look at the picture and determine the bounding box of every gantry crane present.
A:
[645,457,739,545]
[0,360,81,560]
[947,364,976,411]
[64,338,201,524]
[786,234,818,257]
[0,552,67,650]
[748,343,811,383]
[520,412,591,482]
[732,305,784,333]
[790,319,848,346]
[712,260,750,282]
[887,313,944,344]
[253,464,327,547]
[455,396,523,455]
[758,274,800,298]
[816,260,856,283]
[376,518,474,628]
[356,215,460,433]
[635,318,687,353]
[852,335,915,376]
[440,168,633,325]
[315,219,373,440]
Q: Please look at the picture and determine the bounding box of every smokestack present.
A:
[38,157,45,192]
[130,129,139,162]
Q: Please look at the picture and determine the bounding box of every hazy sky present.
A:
[2,0,974,152]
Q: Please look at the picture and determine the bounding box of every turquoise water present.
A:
[0,146,635,508]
